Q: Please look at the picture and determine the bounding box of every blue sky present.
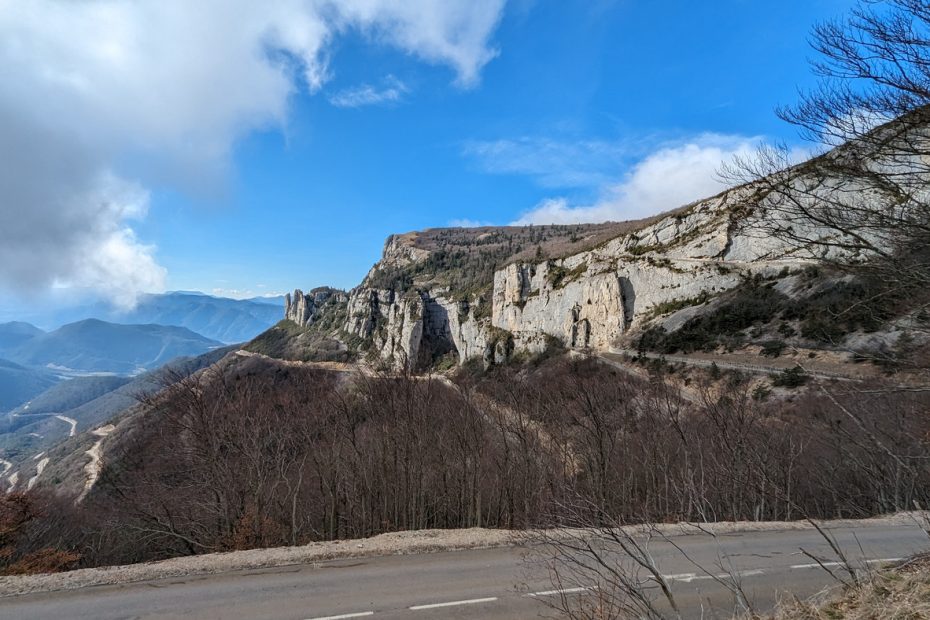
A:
[0,0,857,305]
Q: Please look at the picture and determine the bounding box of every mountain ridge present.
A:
[0,292,283,344]
[7,319,223,376]
[265,114,924,372]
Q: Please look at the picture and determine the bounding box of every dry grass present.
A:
[766,555,930,619]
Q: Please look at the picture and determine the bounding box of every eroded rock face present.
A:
[493,263,628,351]
[290,155,890,367]
[486,183,844,353]
[341,287,425,369]
[340,286,498,370]
[284,288,347,328]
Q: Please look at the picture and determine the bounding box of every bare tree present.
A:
[532,499,681,620]
[721,1,930,380]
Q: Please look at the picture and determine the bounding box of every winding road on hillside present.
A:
[3,521,928,619]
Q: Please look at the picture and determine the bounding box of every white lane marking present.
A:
[409,597,498,610]
[790,562,843,570]
[305,613,374,620]
[658,569,766,583]
[728,569,765,578]
[790,558,903,570]
[527,586,593,597]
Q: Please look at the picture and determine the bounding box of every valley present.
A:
[0,293,278,496]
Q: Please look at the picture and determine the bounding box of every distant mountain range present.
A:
[0,319,223,377]
[108,293,284,343]
[0,291,285,416]
[0,291,284,344]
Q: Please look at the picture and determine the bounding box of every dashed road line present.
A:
[729,569,765,578]
[790,562,843,570]
[300,557,907,620]
[409,597,499,610]
[527,586,592,597]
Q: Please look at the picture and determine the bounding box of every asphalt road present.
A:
[3,522,928,619]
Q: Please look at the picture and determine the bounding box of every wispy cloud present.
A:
[329,76,409,108]
[463,136,633,188]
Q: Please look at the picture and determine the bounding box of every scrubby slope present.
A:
[0,346,236,494]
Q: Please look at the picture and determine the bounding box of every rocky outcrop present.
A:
[288,147,891,368]
[342,286,497,370]
[344,288,423,367]
[285,287,347,328]
[493,262,628,351]
[484,179,856,353]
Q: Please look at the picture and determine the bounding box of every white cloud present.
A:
[330,75,409,108]
[512,134,764,225]
[332,0,505,87]
[0,0,506,305]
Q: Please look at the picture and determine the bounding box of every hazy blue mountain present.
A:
[0,322,45,356]
[0,358,60,412]
[0,292,283,344]
[7,319,223,375]
[244,295,286,307]
[113,292,284,343]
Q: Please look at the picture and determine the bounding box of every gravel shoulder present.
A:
[1,514,924,598]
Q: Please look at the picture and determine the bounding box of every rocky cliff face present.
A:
[285,153,887,370]
[488,185,821,353]
[341,282,497,369]
[284,287,348,328]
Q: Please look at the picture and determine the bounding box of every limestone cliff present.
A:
[284,146,897,369]
[284,287,348,328]
[488,185,820,353]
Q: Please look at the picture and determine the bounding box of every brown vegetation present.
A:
[0,492,81,575]
[3,351,928,575]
